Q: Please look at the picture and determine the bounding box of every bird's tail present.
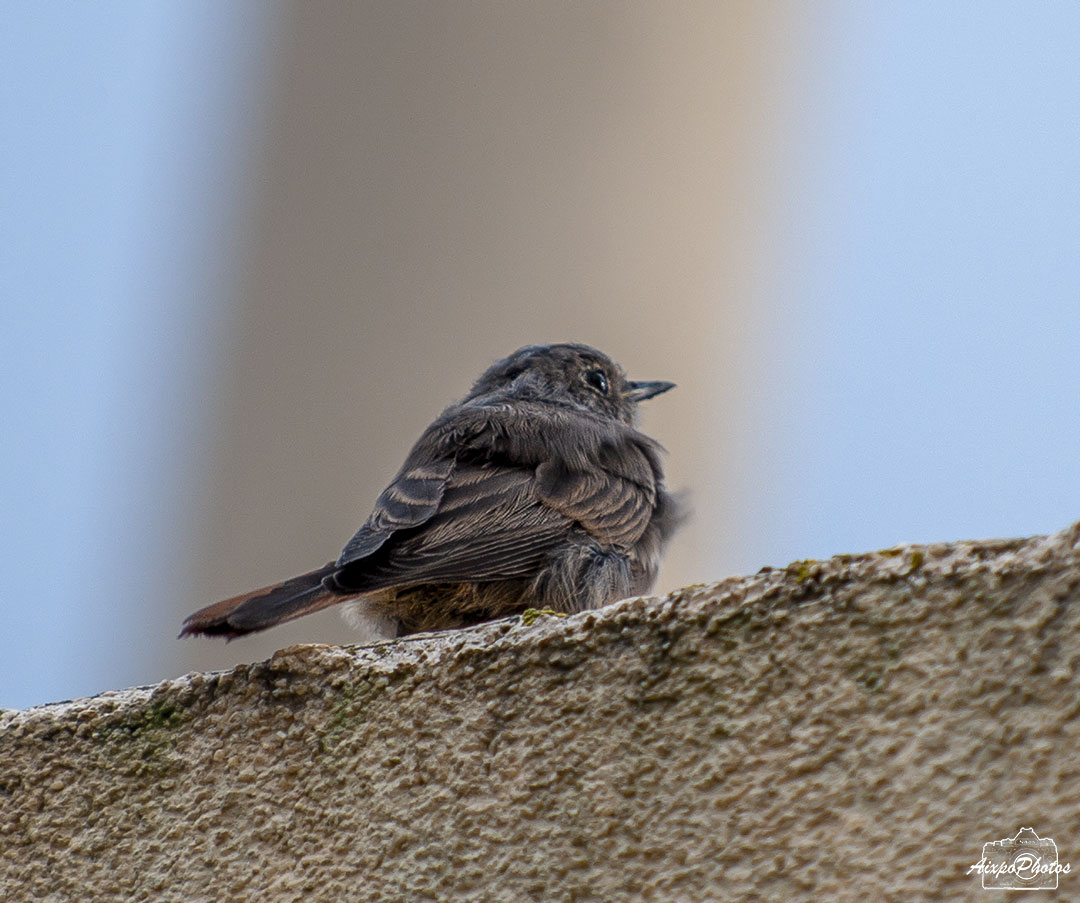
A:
[179,562,343,640]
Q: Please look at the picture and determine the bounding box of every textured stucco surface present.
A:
[3,524,1080,902]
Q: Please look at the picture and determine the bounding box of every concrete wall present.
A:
[3,523,1079,901]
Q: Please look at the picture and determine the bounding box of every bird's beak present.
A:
[624,380,676,402]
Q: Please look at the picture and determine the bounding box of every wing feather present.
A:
[534,448,656,548]
[337,457,455,563]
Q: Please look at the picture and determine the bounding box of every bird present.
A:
[180,343,679,640]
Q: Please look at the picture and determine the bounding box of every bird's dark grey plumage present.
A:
[180,343,679,639]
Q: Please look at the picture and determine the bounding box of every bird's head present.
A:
[467,343,674,425]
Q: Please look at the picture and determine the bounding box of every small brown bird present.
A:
[180,343,678,640]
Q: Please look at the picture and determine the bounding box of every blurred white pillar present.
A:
[180,3,808,677]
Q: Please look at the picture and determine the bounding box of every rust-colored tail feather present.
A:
[179,562,344,640]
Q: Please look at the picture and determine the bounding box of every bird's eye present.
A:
[586,369,609,395]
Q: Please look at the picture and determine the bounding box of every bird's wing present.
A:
[333,405,662,592]
[334,458,571,589]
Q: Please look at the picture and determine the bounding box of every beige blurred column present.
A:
[182,3,803,674]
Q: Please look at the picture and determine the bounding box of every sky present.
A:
[1,3,275,708]
[774,4,1080,559]
[2,2,1078,709]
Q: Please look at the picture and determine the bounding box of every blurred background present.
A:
[3,2,1078,710]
